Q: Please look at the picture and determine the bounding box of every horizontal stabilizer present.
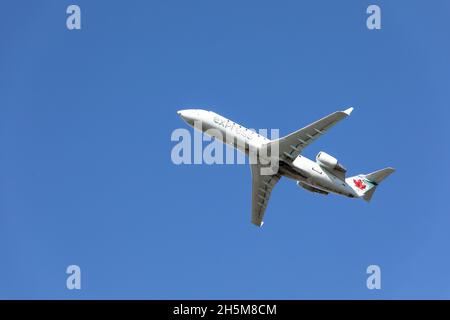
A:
[366,167,395,184]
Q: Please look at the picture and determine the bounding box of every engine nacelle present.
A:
[316,151,347,174]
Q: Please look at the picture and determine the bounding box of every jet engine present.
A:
[316,151,347,174]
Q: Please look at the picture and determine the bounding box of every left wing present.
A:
[268,107,354,163]
[250,164,281,227]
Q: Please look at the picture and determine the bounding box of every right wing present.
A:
[250,164,281,227]
[269,107,354,163]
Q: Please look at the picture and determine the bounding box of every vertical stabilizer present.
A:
[346,167,395,202]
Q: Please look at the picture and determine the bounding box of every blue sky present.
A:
[1,0,450,299]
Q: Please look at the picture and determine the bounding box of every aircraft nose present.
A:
[177,109,196,125]
[177,109,188,119]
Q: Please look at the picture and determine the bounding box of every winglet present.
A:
[343,107,354,115]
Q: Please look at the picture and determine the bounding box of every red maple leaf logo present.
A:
[353,179,366,190]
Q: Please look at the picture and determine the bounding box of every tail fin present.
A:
[346,167,395,202]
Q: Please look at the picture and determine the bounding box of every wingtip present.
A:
[343,107,354,115]
[251,220,264,227]
[252,221,264,227]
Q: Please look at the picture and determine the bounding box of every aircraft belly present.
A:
[311,176,354,196]
[291,158,353,196]
[279,161,308,181]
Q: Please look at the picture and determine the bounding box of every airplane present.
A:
[177,108,394,227]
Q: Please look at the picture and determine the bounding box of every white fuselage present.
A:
[177,109,358,198]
